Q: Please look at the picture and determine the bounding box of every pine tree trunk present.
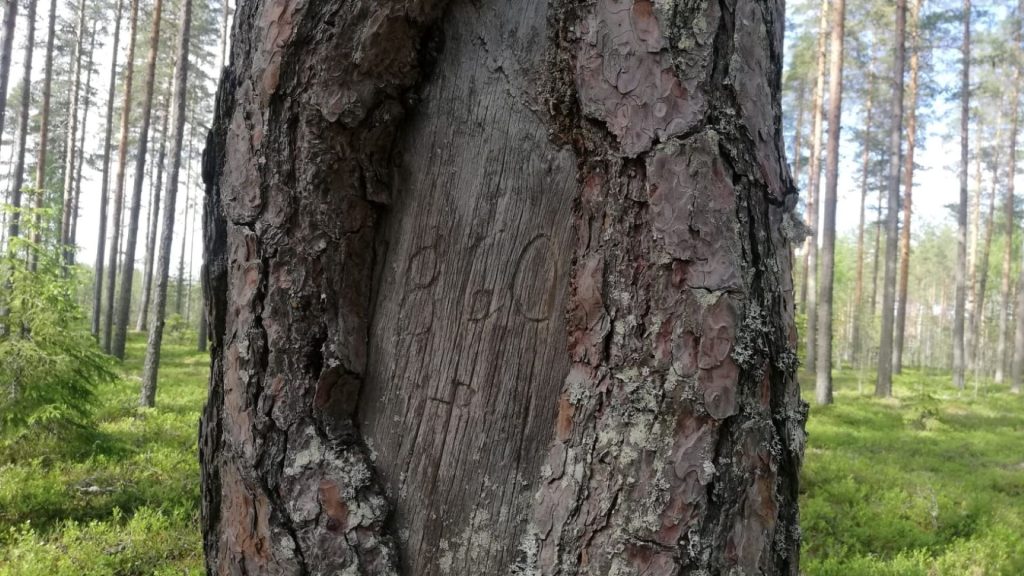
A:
[138,84,172,332]
[59,0,87,263]
[28,0,57,273]
[894,0,923,374]
[1008,1,1024,394]
[92,0,124,337]
[805,0,829,374]
[974,147,999,379]
[5,0,35,242]
[68,21,96,255]
[102,0,139,352]
[999,6,1022,385]
[141,0,190,408]
[953,0,970,391]
[112,0,162,360]
[175,187,188,315]
[852,78,873,366]
[0,0,17,150]
[876,0,907,397]
[965,129,982,373]
[816,0,847,405]
[199,1,807,574]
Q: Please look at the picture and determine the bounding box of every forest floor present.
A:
[0,332,206,575]
[1,338,1023,575]
[800,367,1024,575]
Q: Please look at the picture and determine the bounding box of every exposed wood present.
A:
[200,0,806,574]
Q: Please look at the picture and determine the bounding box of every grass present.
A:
[1,334,1022,574]
[800,367,1024,575]
[0,332,207,575]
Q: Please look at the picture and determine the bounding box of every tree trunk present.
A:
[1008,1,1024,394]
[952,0,970,391]
[176,186,188,315]
[199,1,807,574]
[876,0,907,397]
[5,0,35,243]
[805,0,829,374]
[59,0,87,263]
[102,0,139,352]
[68,20,97,255]
[852,76,873,366]
[141,0,190,408]
[871,187,882,312]
[112,0,162,360]
[999,6,1022,385]
[0,0,17,151]
[138,83,172,332]
[894,0,923,374]
[974,146,999,379]
[965,128,983,373]
[816,0,847,405]
[28,0,57,273]
[92,0,124,337]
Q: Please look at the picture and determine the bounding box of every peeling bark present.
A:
[201,0,805,574]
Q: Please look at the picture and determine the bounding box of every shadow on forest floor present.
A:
[0,332,207,575]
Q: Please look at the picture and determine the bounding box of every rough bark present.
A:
[894,0,922,374]
[112,0,162,360]
[876,0,907,397]
[92,0,124,337]
[999,5,1022,385]
[200,0,806,575]
[28,0,57,273]
[102,0,139,352]
[141,0,190,408]
[852,77,873,366]
[5,0,36,242]
[138,84,172,332]
[952,0,970,391]
[804,0,829,374]
[815,0,846,405]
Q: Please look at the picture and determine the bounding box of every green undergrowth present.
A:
[2,332,1022,575]
[0,333,207,575]
[801,367,1024,575]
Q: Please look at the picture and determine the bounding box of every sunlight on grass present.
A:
[0,333,207,575]
[800,367,1024,575]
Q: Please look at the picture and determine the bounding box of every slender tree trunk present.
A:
[999,8,1022,384]
[200,1,807,574]
[29,0,57,273]
[176,186,188,315]
[218,0,229,69]
[137,84,171,332]
[877,0,907,397]
[816,0,846,405]
[113,0,164,358]
[872,187,883,312]
[852,78,873,366]
[105,0,142,357]
[894,0,923,374]
[1008,1,1024,394]
[141,0,190,408]
[5,0,36,242]
[69,21,97,255]
[92,0,124,337]
[0,0,18,151]
[974,148,999,377]
[952,0,970,391]
[186,192,197,323]
[966,129,983,372]
[805,0,829,374]
[792,82,807,310]
[59,0,87,263]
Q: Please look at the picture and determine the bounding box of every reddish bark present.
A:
[201,1,805,574]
